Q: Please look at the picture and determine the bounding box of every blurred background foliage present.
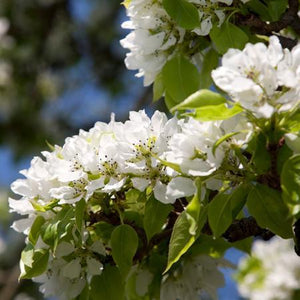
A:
[0,0,161,160]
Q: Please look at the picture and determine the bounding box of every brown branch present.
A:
[237,0,299,46]
[222,217,274,242]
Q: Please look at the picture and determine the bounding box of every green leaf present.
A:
[41,221,59,247]
[190,235,230,258]
[208,184,255,238]
[20,248,49,279]
[75,198,86,231]
[144,195,172,241]
[185,188,202,235]
[162,54,199,104]
[162,0,199,29]
[193,103,243,121]
[153,72,165,102]
[21,243,34,268]
[277,144,293,174]
[247,132,271,173]
[247,184,293,238]
[232,237,253,254]
[164,92,179,110]
[165,211,196,273]
[41,206,74,249]
[90,265,125,300]
[268,0,288,21]
[281,154,300,205]
[208,192,232,238]
[111,224,138,277]
[74,284,90,300]
[199,48,219,89]
[171,89,226,113]
[246,0,271,21]
[29,216,46,245]
[230,184,250,219]
[93,221,115,243]
[165,194,207,273]
[210,22,249,54]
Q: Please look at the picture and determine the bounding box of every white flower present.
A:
[161,254,231,300]
[220,114,253,146]
[121,0,234,85]
[212,36,289,118]
[237,237,300,300]
[166,118,225,177]
[285,133,300,153]
[34,258,86,300]
[121,0,184,86]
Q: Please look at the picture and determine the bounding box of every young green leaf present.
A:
[111,224,138,277]
[210,22,249,54]
[171,89,226,113]
[29,216,46,245]
[21,243,34,268]
[193,103,243,121]
[144,195,172,241]
[162,0,199,29]
[20,248,49,279]
[90,265,125,300]
[162,54,199,104]
[247,184,293,238]
[281,154,300,205]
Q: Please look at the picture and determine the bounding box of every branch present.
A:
[236,0,299,49]
[222,217,274,242]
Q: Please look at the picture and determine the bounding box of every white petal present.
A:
[86,257,103,276]
[62,258,81,279]
[55,242,75,258]
[166,177,195,199]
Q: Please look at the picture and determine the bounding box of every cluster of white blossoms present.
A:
[9,110,251,233]
[32,239,105,300]
[212,36,300,118]
[121,0,233,86]
[161,255,232,300]
[9,110,251,299]
[236,237,300,300]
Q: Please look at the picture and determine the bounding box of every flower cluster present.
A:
[212,36,300,118]
[236,237,300,300]
[161,255,232,300]
[121,0,234,86]
[9,110,250,299]
[10,110,251,232]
